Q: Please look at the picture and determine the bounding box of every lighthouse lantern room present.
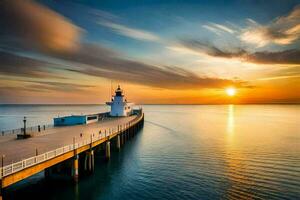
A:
[106,85,133,117]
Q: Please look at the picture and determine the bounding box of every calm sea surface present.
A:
[0,105,299,200]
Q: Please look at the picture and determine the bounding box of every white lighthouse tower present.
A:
[106,85,133,117]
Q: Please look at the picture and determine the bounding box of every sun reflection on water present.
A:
[227,104,235,135]
[224,105,263,199]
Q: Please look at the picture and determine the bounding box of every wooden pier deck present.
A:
[0,111,144,198]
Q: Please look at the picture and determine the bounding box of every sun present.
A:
[226,87,236,96]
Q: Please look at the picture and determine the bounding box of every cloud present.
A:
[89,8,119,21]
[0,0,244,91]
[240,5,300,47]
[0,51,62,78]
[212,23,235,34]
[0,0,82,53]
[53,43,241,89]
[0,42,242,90]
[98,21,160,42]
[245,49,300,64]
[180,39,300,64]
[257,66,300,81]
[203,23,235,35]
[181,40,246,58]
[0,81,94,100]
[202,25,222,35]
[258,75,300,81]
[26,81,94,92]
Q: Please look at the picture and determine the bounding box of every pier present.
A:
[0,110,144,200]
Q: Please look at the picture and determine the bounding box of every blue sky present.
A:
[42,0,298,50]
[35,0,300,70]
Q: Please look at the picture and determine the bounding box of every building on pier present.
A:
[106,85,133,117]
[53,114,99,126]
[53,85,132,126]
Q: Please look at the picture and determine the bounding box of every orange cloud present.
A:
[0,0,81,53]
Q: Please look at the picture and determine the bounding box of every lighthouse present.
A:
[106,85,133,117]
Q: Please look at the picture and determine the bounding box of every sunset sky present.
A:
[0,0,299,104]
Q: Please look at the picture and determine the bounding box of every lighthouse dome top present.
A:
[115,85,123,97]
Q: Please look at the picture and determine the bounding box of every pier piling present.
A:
[121,133,124,145]
[105,141,111,160]
[117,134,121,150]
[73,154,79,183]
[84,150,94,173]
[91,150,94,172]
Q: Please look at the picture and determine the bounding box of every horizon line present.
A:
[0,103,299,106]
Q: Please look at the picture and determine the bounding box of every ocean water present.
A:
[1,105,299,200]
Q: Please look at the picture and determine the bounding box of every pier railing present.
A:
[0,110,143,179]
[1,124,54,136]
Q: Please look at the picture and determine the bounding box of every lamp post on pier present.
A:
[23,116,27,136]
[17,116,31,139]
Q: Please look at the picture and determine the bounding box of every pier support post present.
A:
[129,126,132,138]
[105,141,111,160]
[73,154,79,183]
[87,150,94,172]
[117,134,121,150]
[84,150,94,173]
[121,133,124,145]
[127,128,130,140]
[91,150,94,172]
